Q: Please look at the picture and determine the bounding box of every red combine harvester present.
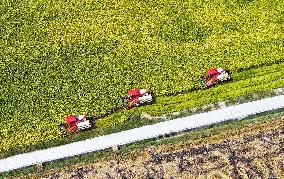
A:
[200,67,231,88]
[121,89,153,109]
[58,115,94,136]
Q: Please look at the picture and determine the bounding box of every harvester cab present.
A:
[122,89,153,109]
[59,115,94,136]
[200,67,231,88]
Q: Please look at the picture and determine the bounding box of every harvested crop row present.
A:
[1,59,284,154]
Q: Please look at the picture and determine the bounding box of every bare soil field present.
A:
[31,117,284,179]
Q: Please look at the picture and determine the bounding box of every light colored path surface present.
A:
[1,95,284,173]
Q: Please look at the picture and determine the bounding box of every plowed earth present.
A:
[33,117,284,179]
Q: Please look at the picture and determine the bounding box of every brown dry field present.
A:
[30,117,284,179]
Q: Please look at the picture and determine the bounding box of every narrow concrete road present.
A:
[1,95,284,173]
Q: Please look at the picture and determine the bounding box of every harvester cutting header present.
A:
[59,115,94,136]
[200,67,231,88]
[121,88,153,109]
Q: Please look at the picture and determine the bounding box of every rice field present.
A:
[0,0,283,153]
